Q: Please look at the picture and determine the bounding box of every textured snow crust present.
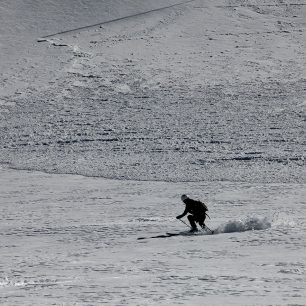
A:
[1,0,306,183]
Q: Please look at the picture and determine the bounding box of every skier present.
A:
[176,194,208,232]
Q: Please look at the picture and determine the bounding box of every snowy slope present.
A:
[1,0,306,305]
[0,0,186,96]
[1,167,306,305]
[1,0,305,182]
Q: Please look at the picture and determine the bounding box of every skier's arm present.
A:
[176,207,188,219]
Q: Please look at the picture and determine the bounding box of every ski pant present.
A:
[188,214,206,230]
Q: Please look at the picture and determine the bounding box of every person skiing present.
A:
[176,194,208,232]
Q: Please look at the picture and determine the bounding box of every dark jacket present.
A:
[177,198,208,219]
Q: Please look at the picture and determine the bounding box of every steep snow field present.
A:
[1,0,305,182]
[1,0,306,305]
[0,0,183,97]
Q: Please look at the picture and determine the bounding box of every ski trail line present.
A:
[39,0,197,40]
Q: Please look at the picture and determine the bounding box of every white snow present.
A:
[1,0,306,182]
[1,0,306,305]
[1,167,306,305]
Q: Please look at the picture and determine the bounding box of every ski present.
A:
[137,230,208,240]
[137,233,179,240]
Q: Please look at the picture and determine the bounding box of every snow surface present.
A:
[1,166,306,305]
[1,0,306,305]
[1,0,305,182]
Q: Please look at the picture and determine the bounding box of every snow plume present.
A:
[271,211,296,228]
[214,217,271,234]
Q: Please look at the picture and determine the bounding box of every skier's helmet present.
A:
[181,194,189,202]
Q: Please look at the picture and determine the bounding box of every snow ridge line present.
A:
[38,0,196,40]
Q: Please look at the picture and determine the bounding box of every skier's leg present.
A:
[198,215,206,229]
[187,215,197,231]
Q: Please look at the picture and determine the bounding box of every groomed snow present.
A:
[1,167,306,305]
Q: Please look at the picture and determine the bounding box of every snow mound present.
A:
[214,217,271,234]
